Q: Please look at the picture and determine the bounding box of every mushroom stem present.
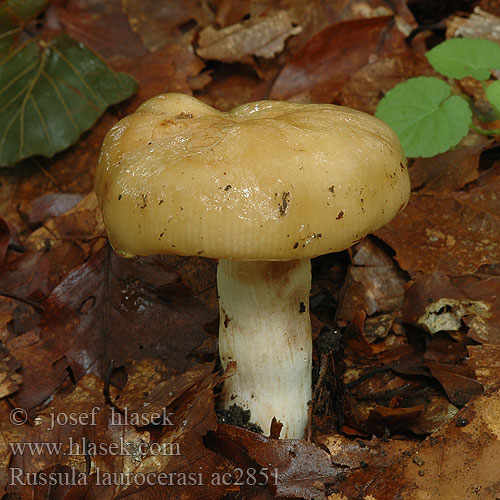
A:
[217,258,312,439]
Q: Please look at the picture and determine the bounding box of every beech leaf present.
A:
[0,34,137,166]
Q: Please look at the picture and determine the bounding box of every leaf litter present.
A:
[1,1,500,499]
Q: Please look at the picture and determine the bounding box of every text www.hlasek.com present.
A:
[9,437,181,458]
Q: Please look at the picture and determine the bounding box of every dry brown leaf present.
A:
[318,433,416,498]
[446,7,500,43]
[341,52,435,114]
[0,344,21,399]
[363,385,500,499]
[335,239,407,324]
[211,424,342,499]
[114,43,206,109]
[270,15,406,103]
[408,145,482,192]
[24,191,105,254]
[122,0,213,51]
[197,10,302,62]
[48,0,148,59]
[376,166,500,275]
[5,366,228,499]
[467,345,500,390]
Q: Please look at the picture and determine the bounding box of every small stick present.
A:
[307,353,329,442]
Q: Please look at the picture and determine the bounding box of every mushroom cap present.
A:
[95,93,410,260]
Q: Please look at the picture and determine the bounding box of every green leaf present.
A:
[0,34,137,166]
[426,38,500,81]
[486,80,500,117]
[375,76,472,158]
[0,0,48,54]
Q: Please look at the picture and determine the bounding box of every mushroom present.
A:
[95,93,410,439]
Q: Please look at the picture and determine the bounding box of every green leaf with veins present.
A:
[486,80,500,117]
[375,76,472,158]
[426,38,500,80]
[0,0,48,55]
[0,34,137,166]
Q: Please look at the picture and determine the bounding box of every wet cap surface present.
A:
[95,93,410,260]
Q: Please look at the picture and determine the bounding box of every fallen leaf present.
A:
[0,343,21,398]
[404,271,500,343]
[197,10,302,62]
[376,166,500,275]
[335,239,407,324]
[48,0,147,59]
[114,43,206,110]
[363,385,500,499]
[408,144,482,192]
[0,217,10,265]
[0,35,137,166]
[467,344,500,390]
[341,52,435,114]
[210,424,342,499]
[446,7,500,43]
[26,192,85,224]
[317,433,416,499]
[122,0,213,51]
[5,246,217,411]
[270,16,405,103]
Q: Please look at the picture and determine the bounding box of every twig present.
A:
[307,353,329,442]
[0,291,45,312]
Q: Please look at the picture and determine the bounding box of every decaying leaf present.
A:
[197,10,301,62]
[5,364,229,499]
[404,271,490,335]
[446,7,500,43]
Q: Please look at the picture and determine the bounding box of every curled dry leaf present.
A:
[197,10,302,62]
[335,239,407,324]
[404,271,489,335]
[446,7,500,43]
[404,271,500,343]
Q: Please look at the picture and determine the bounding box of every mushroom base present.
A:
[217,258,312,439]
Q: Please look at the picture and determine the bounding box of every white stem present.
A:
[217,259,312,439]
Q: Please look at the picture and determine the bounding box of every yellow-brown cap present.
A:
[95,93,410,260]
